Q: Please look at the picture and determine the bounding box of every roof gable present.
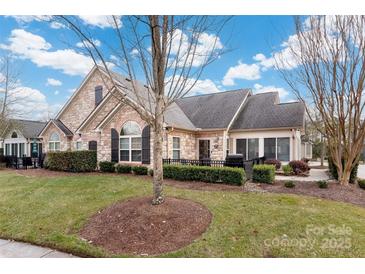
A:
[231,92,305,130]
[6,119,47,139]
[175,89,250,129]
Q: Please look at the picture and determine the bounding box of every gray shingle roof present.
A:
[175,89,250,129]
[52,119,73,136]
[10,119,47,139]
[230,92,305,130]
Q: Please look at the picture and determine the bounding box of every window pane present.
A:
[277,137,290,161]
[121,121,141,136]
[264,138,276,159]
[173,137,180,149]
[19,143,25,157]
[120,150,129,161]
[55,142,60,150]
[131,137,141,149]
[131,150,141,162]
[5,144,10,155]
[49,142,54,150]
[76,142,82,150]
[120,138,129,150]
[248,138,259,159]
[50,132,60,141]
[173,150,180,160]
[236,139,247,159]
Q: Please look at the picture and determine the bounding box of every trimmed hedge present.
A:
[328,157,358,184]
[264,159,281,170]
[163,165,245,186]
[289,160,310,175]
[252,164,275,184]
[99,161,115,173]
[132,165,148,175]
[116,164,132,174]
[45,151,97,172]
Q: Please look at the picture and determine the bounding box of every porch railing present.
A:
[162,157,266,179]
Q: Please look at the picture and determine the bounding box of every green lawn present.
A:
[0,170,364,257]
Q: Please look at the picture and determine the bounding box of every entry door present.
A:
[199,140,211,160]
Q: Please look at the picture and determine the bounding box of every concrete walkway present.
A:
[276,168,329,182]
[357,164,365,179]
[0,239,77,258]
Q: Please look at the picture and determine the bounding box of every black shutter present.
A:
[95,86,103,107]
[141,125,151,164]
[111,128,119,163]
[88,140,97,151]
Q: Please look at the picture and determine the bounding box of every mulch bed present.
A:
[79,196,212,256]
[257,181,365,208]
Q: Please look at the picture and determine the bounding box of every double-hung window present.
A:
[172,137,180,159]
[120,121,142,162]
[48,132,61,152]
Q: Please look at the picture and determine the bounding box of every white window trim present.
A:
[76,141,83,151]
[172,136,181,159]
[48,141,61,152]
[119,135,142,162]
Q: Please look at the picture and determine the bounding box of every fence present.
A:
[162,157,265,179]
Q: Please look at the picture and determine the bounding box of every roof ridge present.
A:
[179,88,250,99]
[10,118,46,124]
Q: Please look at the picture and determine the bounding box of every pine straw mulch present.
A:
[79,196,212,256]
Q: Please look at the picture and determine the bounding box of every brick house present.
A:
[38,66,308,165]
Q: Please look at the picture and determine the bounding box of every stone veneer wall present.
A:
[98,104,148,163]
[41,122,71,152]
[58,69,113,134]
[196,131,225,160]
[164,129,197,160]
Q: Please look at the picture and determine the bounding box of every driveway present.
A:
[276,168,329,182]
[0,239,77,258]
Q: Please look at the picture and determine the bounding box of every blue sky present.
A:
[0,15,300,120]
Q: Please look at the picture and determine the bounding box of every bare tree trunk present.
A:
[152,100,164,205]
[320,134,324,167]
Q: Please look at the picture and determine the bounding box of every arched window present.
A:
[120,121,142,162]
[49,132,61,151]
[11,132,18,138]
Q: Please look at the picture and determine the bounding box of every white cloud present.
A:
[0,72,5,83]
[253,83,289,99]
[169,29,224,67]
[8,15,50,24]
[46,78,62,86]
[50,21,65,29]
[187,79,223,96]
[76,39,101,48]
[68,88,76,93]
[54,90,59,95]
[78,16,122,28]
[0,29,94,76]
[222,62,261,86]
[130,48,139,57]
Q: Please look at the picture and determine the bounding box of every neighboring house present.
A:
[2,119,46,157]
[38,66,308,165]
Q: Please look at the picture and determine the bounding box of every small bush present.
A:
[148,169,154,176]
[317,180,328,189]
[163,165,246,186]
[282,164,293,176]
[264,159,281,170]
[116,164,132,174]
[284,180,295,188]
[252,164,275,184]
[328,157,358,184]
[358,179,365,190]
[99,161,115,173]
[289,160,310,175]
[132,165,148,175]
[45,151,97,172]
[301,157,310,163]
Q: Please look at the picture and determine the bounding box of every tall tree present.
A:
[0,55,23,138]
[277,16,365,185]
[56,16,229,204]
